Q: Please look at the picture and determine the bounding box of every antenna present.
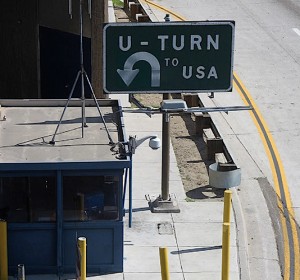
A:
[50,0,113,145]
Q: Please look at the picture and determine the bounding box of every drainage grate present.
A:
[157,222,173,235]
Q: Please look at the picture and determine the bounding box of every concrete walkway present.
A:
[120,110,240,280]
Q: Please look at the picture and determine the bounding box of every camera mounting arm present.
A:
[128,135,160,154]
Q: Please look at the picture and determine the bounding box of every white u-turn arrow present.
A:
[117,52,160,87]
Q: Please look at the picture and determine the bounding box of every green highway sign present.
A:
[103,21,235,93]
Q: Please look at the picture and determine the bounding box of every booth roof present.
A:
[0,99,126,165]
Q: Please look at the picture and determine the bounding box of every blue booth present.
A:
[0,99,130,276]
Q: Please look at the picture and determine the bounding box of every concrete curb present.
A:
[231,188,251,280]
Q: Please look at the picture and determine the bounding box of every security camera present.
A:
[149,136,161,150]
[127,135,161,154]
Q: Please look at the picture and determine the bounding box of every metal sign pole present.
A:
[161,93,170,201]
[158,15,179,211]
[148,15,180,213]
[161,15,171,201]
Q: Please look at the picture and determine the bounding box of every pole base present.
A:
[147,193,180,213]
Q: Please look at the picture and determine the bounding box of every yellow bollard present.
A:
[159,247,170,280]
[223,190,232,224]
[222,191,232,280]
[0,220,8,280]
[222,222,231,280]
[78,237,86,280]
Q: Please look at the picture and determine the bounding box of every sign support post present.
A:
[152,15,180,213]
[151,92,180,213]
[161,13,171,201]
[161,93,170,201]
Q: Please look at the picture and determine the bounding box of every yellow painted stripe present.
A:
[143,0,186,21]
[278,200,291,279]
[141,1,299,278]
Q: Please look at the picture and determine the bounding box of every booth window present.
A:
[63,175,119,221]
[0,176,56,223]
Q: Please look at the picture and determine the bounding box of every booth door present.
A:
[61,174,123,273]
